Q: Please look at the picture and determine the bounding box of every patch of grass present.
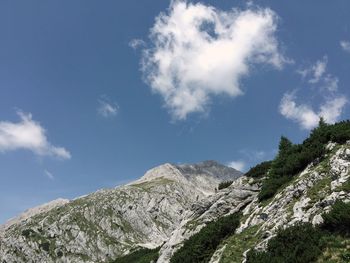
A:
[336,179,350,193]
[307,176,332,203]
[219,225,262,263]
[131,178,175,192]
[317,234,350,263]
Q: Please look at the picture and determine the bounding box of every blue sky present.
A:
[0,0,349,223]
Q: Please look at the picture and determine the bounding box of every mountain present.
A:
[0,161,242,263]
[1,121,350,263]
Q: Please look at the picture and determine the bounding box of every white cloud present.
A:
[297,56,338,92]
[44,170,54,180]
[97,97,118,118]
[129,39,145,50]
[227,160,246,172]
[319,96,348,124]
[340,40,350,53]
[279,93,347,130]
[308,56,327,84]
[0,111,71,159]
[283,55,347,129]
[141,1,287,120]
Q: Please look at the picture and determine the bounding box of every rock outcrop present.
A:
[0,161,241,263]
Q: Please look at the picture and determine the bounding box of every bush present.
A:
[258,176,290,201]
[246,223,324,263]
[321,200,350,236]
[218,181,233,190]
[170,213,240,263]
[112,247,160,263]
[247,201,350,263]
[39,242,50,252]
[245,161,272,178]
[258,119,350,201]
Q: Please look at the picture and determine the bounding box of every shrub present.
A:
[218,181,233,190]
[245,161,272,178]
[112,247,160,263]
[246,223,324,263]
[170,213,240,263]
[321,200,350,236]
[39,242,50,252]
[258,119,350,201]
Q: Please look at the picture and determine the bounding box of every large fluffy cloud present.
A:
[141,1,286,120]
[0,111,71,159]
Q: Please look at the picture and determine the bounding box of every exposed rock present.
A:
[0,161,241,263]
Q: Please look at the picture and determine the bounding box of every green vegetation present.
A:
[220,225,262,263]
[258,119,350,201]
[111,247,160,263]
[245,161,272,178]
[247,223,324,263]
[218,181,233,190]
[321,200,350,236]
[307,176,332,204]
[170,213,241,263]
[247,201,350,263]
[336,178,350,192]
[316,234,350,263]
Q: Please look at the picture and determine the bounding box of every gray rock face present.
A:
[157,176,259,263]
[0,161,242,263]
[214,142,350,263]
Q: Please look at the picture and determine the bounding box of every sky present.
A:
[0,0,349,223]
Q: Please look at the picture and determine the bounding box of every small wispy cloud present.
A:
[280,92,347,130]
[97,96,119,118]
[283,56,348,129]
[129,38,145,50]
[227,160,246,172]
[0,111,71,159]
[297,56,338,91]
[44,170,54,180]
[340,40,350,53]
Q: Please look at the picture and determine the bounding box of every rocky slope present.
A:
[0,161,241,263]
[126,141,348,263]
[1,140,349,263]
[211,141,350,263]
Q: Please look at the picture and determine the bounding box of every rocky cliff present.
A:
[0,161,242,263]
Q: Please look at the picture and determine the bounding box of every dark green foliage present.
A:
[170,213,241,263]
[218,180,233,190]
[245,161,272,178]
[112,247,160,263]
[258,120,350,201]
[247,200,350,263]
[246,223,324,263]
[39,242,50,252]
[321,200,350,236]
[21,229,34,238]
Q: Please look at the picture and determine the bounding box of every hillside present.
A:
[0,161,242,262]
[1,120,350,263]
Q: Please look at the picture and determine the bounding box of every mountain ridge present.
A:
[0,160,242,263]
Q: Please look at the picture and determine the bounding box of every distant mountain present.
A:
[0,161,242,262]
